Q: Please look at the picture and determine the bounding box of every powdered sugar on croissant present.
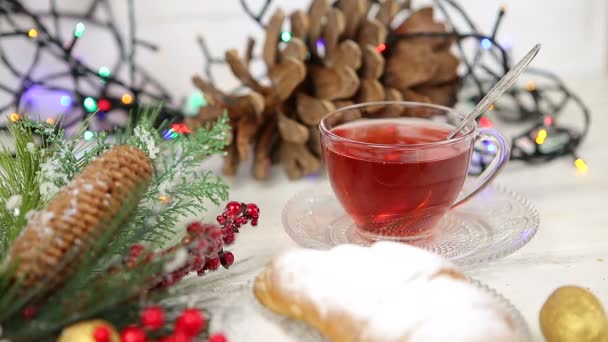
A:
[254,242,519,342]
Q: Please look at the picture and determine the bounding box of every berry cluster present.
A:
[106,201,259,340]
[217,201,260,235]
[125,201,259,289]
[94,306,227,342]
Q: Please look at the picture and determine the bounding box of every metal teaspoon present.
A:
[447,43,541,139]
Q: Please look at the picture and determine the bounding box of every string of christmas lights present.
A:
[0,0,180,133]
[198,0,590,174]
[1,0,591,174]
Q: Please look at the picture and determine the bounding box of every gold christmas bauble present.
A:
[540,286,608,342]
[57,319,119,342]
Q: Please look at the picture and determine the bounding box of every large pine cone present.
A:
[188,0,459,180]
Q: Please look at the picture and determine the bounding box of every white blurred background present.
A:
[1,0,607,118]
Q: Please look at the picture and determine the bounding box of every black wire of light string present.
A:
[0,0,181,133]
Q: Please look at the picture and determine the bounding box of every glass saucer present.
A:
[282,183,539,269]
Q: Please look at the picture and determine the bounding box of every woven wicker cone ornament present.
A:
[9,145,153,289]
[188,0,460,180]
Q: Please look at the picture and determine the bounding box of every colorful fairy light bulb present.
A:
[83,130,95,141]
[527,81,537,91]
[28,29,38,38]
[97,98,111,112]
[479,116,493,128]
[480,38,492,49]
[74,22,86,37]
[83,97,97,112]
[121,93,133,105]
[544,116,554,126]
[280,31,292,42]
[189,92,206,107]
[46,117,55,125]
[575,158,588,174]
[535,129,547,145]
[316,39,326,57]
[171,123,191,134]
[10,113,20,122]
[98,66,111,78]
[185,91,206,117]
[376,43,387,53]
[60,95,72,107]
[162,129,174,140]
[488,103,495,111]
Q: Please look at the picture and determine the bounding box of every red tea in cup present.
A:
[319,102,509,241]
[323,118,471,239]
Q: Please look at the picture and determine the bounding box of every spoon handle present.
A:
[447,43,541,140]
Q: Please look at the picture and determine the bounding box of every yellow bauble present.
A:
[540,286,608,342]
[57,320,119,342]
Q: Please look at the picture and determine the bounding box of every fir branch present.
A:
[0,105,232,341]
[24,119,111,202]
[108,109,230,252]
[0,184,165,340]
[0,117,112,258]
[0,121,44,257]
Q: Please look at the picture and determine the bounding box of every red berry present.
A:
[223,231,235,245]
[120,326,147,342]
[192,255,205,271]
[216,215,226,225]
[204,258,220,271]
[208,332,228,342]
[251,219,258,227]
[159,332,192,342]
[246,204,259,217]
[225,201,242,215]
[220,252,234,268]
[206,225,223,240]
[197,239,208,252]
[187,222,205,234]
[174,309,206,336]
[22,305,36,319]
[235,217,246,225]
[93,325,111,342]
[145,253,156,263]
[130,244,145,258]
[169,270,187,284]
[141,306,165,330]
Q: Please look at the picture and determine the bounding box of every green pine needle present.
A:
[0,106,231,340]
[0,121,45,258]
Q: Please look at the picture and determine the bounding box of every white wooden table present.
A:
[192,76,608,341]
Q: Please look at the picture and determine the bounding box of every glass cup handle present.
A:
[452,128,510,208]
